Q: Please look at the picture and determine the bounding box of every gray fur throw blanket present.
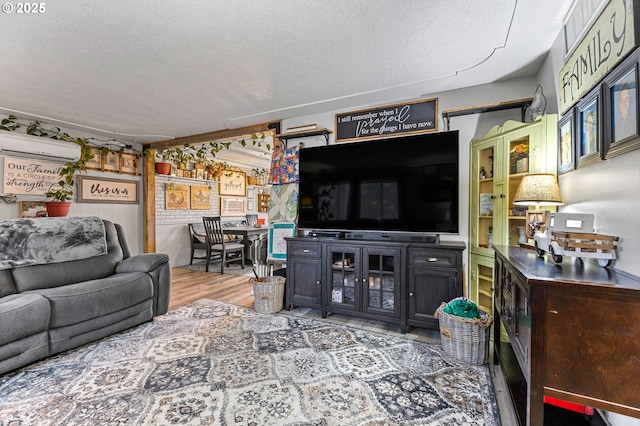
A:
[0,216,107,270]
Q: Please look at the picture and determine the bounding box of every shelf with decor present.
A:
[275,128,332,147]
[469,114,558,321]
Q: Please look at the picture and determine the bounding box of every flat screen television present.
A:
[297,130,459,236]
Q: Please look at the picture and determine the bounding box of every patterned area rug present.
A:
[0,299,500,425]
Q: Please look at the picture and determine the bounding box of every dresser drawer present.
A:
[408,250,458,268]
[288,243,322,258]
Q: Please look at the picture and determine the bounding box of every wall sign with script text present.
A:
[77,175,139,204]
[335,98,438,142]
[2,156,63,195]
[559,0,640,114]
[219,171,247,196]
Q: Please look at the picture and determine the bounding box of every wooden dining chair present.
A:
[202,216,245,273]
[187,223,208,265]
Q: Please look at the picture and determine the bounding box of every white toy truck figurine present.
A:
[533,212,618,267]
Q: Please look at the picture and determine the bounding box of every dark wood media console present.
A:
[285,237,465,333]
[493,245,640,426]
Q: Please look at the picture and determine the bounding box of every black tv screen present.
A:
[298,130,459,235]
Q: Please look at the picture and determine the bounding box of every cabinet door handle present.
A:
[303,249,309,253]
[500,194,506,198]
[490,195,496,200]
[409,292,414,297]
[316,280,321,285]
[427,257,437,262]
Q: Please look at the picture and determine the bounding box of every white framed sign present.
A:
[2,156,63,195]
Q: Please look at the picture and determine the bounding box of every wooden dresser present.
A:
[493,245,640,426]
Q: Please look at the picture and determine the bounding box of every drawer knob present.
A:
[316,280,321,285]
[427,257,438,262]
[409,292,414,297]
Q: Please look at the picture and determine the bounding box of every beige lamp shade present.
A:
[513,173,563,207]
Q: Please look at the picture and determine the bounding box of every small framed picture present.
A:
[166,184,190,210]
[267,222,296,261]
[604,59,640,159]
[120,152,138,175]
[558,110,575,174]
[577,87,602,168]
[102,150,120,173]
[220,197,246,216]
[85,146,103,171]
[19,201,47,218]
[191,185,211,210]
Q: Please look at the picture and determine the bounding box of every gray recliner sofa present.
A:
[0,218,171,375]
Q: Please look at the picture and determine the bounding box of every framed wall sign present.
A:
[558,0,639,114]
[2,156,62,196]
[558,111,575,174]
[77,175,139,204]
[220,197,246,216]
[219,171,247,196]
[335,98,438,142]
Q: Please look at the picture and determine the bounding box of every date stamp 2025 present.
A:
[2,2,46,14]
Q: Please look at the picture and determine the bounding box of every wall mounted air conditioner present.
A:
[0,131,81,162]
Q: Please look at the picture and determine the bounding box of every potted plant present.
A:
[251,168,269,185]
[193,144,210,172]
[174,144,195,171]
[206,161,227,180]
[44,137,93,217]
[154,148,177,175]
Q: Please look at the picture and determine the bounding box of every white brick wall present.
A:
[154,175,266,266]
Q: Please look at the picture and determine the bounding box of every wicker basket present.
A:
[435,302,493,365]
[251,276,286,314]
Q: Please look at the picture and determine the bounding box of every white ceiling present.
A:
[1,0,572,146]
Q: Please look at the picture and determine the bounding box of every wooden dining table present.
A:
[222,225,268,264]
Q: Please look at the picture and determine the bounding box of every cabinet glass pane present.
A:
[366,254,395,312]
[477,264,494,314]
[478,145,494,249]
[508,136,530,246]
[330,250,356,306]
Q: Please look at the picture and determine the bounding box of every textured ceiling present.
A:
[0,0,572,144]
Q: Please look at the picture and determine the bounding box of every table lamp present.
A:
[513,173,563,241]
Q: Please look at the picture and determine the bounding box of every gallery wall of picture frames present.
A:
[558,47,640,175]
[85,147,141,176]
[165,183,213,211]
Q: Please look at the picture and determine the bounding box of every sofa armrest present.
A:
[116,253,168,274]
[116,254,171,316]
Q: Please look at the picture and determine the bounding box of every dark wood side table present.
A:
[493,245,640,426]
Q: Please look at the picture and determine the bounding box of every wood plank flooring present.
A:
[169,266,440,341]
[169,267,255,310]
